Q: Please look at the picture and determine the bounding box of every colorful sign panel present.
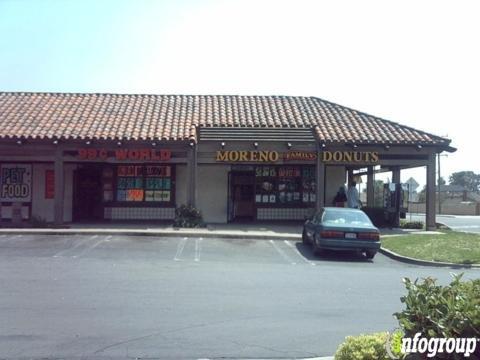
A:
[0,164,32,202]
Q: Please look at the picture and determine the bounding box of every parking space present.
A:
[0,233,478,359]
[0,233,392,267]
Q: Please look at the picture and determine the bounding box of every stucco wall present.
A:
[31,163,75,222]
[325,165,346,206]
[175,164,187,207]
[197,164,230,223]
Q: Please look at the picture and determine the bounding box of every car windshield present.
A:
[322,209,373,226]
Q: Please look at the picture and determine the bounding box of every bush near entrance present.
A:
[173,204,205,228]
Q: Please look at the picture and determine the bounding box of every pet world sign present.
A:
[0,164,32,202]
[77,148,172,161]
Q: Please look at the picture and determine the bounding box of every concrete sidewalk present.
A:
[0,222,441,240]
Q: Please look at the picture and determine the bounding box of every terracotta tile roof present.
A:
[0,92,451,146]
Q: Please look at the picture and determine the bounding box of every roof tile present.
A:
[0,92,450,146]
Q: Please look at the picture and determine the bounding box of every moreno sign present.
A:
[216,150,279,162]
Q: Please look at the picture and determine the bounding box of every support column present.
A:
[426,153,437,230]
[316,149,325,211]
[187,143,197,207]
[54,147,64,225]
[367,166,374,207]
[392,166,401,184]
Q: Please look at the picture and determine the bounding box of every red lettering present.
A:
[160,150,171,161]
[151,150,161,161]
[115,149,128,160]
[98,149,108,160]
[139,149,150,160]
[78,149,88,160]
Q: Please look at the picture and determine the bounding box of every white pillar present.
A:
[426,153,436,230]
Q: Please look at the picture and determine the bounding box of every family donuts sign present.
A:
[215,150,379,164]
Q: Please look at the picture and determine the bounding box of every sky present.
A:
[0,0,479,189]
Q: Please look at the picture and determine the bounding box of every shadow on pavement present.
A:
[295,242,374,264]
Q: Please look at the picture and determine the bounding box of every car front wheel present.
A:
[365,250,377,259]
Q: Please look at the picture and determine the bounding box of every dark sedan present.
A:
[302,207,380,259]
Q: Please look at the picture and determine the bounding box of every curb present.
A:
[379,247,480,269]
[0,228,301,241]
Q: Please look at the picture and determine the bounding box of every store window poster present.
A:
[127,189,144,201]
[145,190,155,201]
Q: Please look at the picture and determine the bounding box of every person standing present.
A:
[347,180,361,209]
[333,186,347,207]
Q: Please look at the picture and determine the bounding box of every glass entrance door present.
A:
[229,171,255,222]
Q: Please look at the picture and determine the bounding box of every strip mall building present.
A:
[0,93,455,229]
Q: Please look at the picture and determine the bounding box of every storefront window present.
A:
[113,165,173,203]
[255,166,315,206]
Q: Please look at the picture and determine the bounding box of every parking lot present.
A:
[1,234,479,359]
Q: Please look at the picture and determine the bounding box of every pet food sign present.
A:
[0,164,32,202]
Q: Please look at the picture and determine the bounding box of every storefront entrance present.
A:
[228,171,255,222]
[73,166,103,221]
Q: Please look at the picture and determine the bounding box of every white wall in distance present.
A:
[175,164,187,207]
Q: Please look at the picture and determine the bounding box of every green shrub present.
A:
[400,220,424,229]
[395,274,480,341]
[30,215,48,228]
[173,204,205,228]
[334,332,390,360]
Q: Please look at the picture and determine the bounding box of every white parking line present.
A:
[194,238,202,262]
[53,236,90,258]
[174,237,188,261]
[269,240,296,265]
[284,240,316,266]
[451,225,480,229]
[72,238,105,258]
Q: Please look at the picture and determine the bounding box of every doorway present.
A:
[73,166,103,221]
[228,171,255,222]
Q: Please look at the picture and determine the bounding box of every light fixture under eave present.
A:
[151,142,157,147]
[221,141,226,149]
[117,141,122,147]
[286,142,292,149]
[320,142,327,149]
[85,140,91,146]
[52,140,59,145]
[16,139,22,145]
[189,141,195,147]
[416,144,423,151]
[384,144,391,150]
[253,142,259,149]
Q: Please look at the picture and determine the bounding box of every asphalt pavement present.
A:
[408,213,480,233]
[0,234,479,359]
